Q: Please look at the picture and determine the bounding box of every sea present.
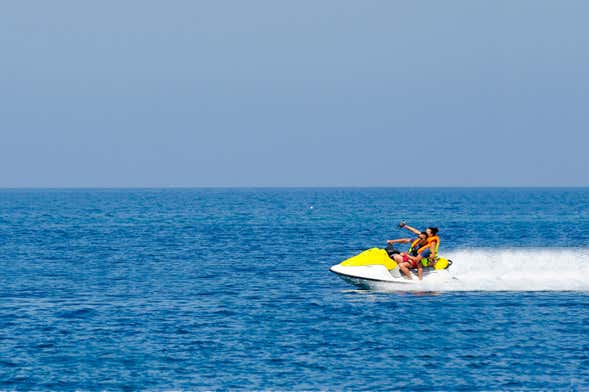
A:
[1,188,588,391]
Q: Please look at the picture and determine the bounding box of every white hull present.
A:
[330,264,451,288]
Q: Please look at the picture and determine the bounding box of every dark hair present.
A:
[419,231,428,237]
[428,227,439,235]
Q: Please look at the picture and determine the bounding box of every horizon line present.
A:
[1,185,588,190]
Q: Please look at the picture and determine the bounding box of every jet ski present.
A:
[329,247,453,289]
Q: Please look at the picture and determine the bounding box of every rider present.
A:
[386,231,429,280]
[399,222,440,267]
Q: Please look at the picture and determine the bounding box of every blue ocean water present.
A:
[1,188,588,390]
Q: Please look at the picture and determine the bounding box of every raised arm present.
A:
[401,223,421,236]
[387,238,412,244]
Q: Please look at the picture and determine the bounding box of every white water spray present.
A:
[365,248,589,292]
[439,248,589,291]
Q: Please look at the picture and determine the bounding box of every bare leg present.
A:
[398,262,413,279]
[417,264,423,280]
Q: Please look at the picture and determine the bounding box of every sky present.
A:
[1,1,588,187]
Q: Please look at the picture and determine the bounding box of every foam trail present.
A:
[381,248,589,292]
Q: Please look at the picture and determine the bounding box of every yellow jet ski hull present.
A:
[330,248,452,286]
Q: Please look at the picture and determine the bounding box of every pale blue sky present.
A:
[1,1,588,187]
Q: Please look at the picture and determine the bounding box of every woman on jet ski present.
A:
[400,222,440,267]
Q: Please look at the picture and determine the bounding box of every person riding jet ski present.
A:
[386,222,441,280]
[399,221,441,267]
[330,222,451,286]
[386,231,429,280]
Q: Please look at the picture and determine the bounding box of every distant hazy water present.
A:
[1,188,588,390]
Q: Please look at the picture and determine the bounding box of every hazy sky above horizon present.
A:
[1,1,588,187]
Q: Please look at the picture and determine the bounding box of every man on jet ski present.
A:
[399,222,440,267]
[386,231,429,280]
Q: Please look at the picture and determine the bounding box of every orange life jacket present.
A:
[408,238,427,255]
[417,235,440,255]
